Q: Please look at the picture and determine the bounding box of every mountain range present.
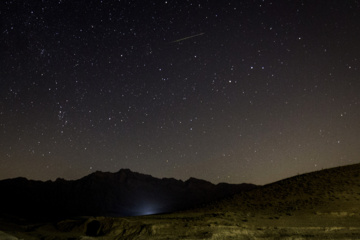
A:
[0,169,256,219]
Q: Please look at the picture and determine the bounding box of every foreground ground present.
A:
[1,208,360,240]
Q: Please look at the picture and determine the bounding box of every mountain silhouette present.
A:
[0,169,256,220]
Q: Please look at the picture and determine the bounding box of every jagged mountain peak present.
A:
[0,168,257,219]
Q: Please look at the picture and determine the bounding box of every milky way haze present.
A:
[1,1,359,185]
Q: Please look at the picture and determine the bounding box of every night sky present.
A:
[1,1,360,185]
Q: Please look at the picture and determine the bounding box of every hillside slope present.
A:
[210,163,360,218]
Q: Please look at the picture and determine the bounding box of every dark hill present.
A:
[207,163,360,217]
[0,169,256,220]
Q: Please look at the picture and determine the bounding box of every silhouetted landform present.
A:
[208,163,360,216]
[0,169,256,219]
[1,164,360,239]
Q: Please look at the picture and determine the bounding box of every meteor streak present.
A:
[171,33,205,43]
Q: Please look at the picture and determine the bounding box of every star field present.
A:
[1,0,360,184]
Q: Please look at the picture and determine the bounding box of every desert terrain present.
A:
[1,163,360,239]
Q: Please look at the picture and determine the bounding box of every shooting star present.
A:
[171,33,205,43]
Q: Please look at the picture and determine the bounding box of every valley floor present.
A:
[1,209,360,240]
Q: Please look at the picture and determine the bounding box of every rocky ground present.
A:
[1,210,360,240]
[1,163,360,239]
